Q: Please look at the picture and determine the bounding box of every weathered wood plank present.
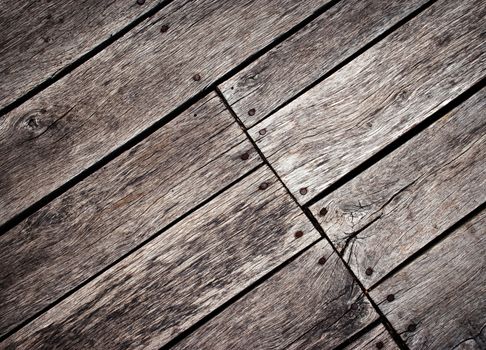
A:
[0,0,330,227]
[310,88,486,288]
[370,210,486,349]
[220,0,431,128]
[1,167,320,349]
[0,92,262,338]
[172,240,378,350]
[0,0,160,110]
[343,325,399,350]
[248,0,485,203]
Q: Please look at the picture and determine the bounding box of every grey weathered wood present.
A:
[343,325,399,350]
[0,0,330,227]
[0,92,262,338]
[173,240,378,350]
[310,88,486,288]
[248,0,485,203]
[2,167,320,349]
[370,210,486,350]
[220,0,431,128]
[0,0,160,110]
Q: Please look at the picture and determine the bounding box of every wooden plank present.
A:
[172,240,378,350]
[343,325,399,350]
[220,0,431,128]
[0,92,262,338]
[0,0,330,228]
[1,167,320,349]
[248,0,485,203]
[310,88,486,288]
[0,0,160,110]
[370,210,486,349]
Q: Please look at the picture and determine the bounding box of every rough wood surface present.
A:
[343,325,399,350]
[310,88,486,288]
[0,92,261,338]
[173,240,378,350]
[220,0,430,128]
[370,210,486,350]
[248,0,485,204]
[2,167,320,349]
[0,0,159,110]
[0,0,330,227]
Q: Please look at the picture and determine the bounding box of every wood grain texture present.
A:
[220,0,430,128]
[248,0,485,204]
[343,325,398,350]
[0,92,261,338]
[0,0,159,109]
[370,210,486,350]
[0,0,330,227]
[172,240,378,350]
[310,88,486,288]
[2,167,320,349]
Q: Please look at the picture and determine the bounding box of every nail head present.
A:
[193,73,201,81]
[319,207,328,216]
[259,182,268,190]
[386,294,395,302]
[248,108,256,116]
[350,303,359,311]
[240,152,249,160]
[294,230,304,239]
[407,323,417,332]
[365,267,373,276]
[318,257,326,265]
[136,0,145,4]
[259,128,266,136]
[375,341,384,349]
[160,24,169,33]
[300,187,308,195]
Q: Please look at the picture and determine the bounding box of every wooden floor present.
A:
[0,0,484,349]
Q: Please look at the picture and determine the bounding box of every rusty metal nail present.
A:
[294,230,304,239]
[407,323,417,332]
[160,24,169,33]
[375,341,384,349]
[318,257,326,265]
[240,152,249,160]
[300,187,308,195]
[319,207,328,216]
[193,73,201,81]
[136,0,145,4]
[350,303,358,311]
[259,182,268,190]
[259,128,266,136]
[365,267,373,276]
[248,108,256,116]
[386,294,395,302]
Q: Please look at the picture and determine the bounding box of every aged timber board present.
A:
[0,0,161,110]
[220,0,431,128]
[0,92,262,338]
[172,240,378,350]
[0,0,330,227]
[310,88,486,288]
[343,325,399,350]
[1,167,320,349]
[248,0,485,204]
[370,210,486,349]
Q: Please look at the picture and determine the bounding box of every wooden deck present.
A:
[0,0,484,349]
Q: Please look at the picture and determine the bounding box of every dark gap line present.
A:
[368,202,486,292]
[332,319,381,349]
[244,0,439,130]
[216,88,409,349]
[0,0,175,118]
[305,77,486,208]
[0,0,345,235]
[161,237,325,350]
[0,164,263,343]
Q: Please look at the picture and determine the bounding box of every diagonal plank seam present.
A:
[215,88,408,350]
[0,0,344,236]
[0,163,265,343]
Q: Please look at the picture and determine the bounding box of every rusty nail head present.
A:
[136,0,145,4]
[386,294,395,302]
[259,128,267,136]
[350,303,358,311]
[319,207,328,216]
[318,257,326,265]
[294,230,304,238]
[365,267,373,276]
[240,152,249,160]
[248,108,256,116]
[408,323,417,332]
[193,73,201,81]
[160,24,169,33]
[375,341,384,349]
[300,187,308,195]
[259,182,268,190]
